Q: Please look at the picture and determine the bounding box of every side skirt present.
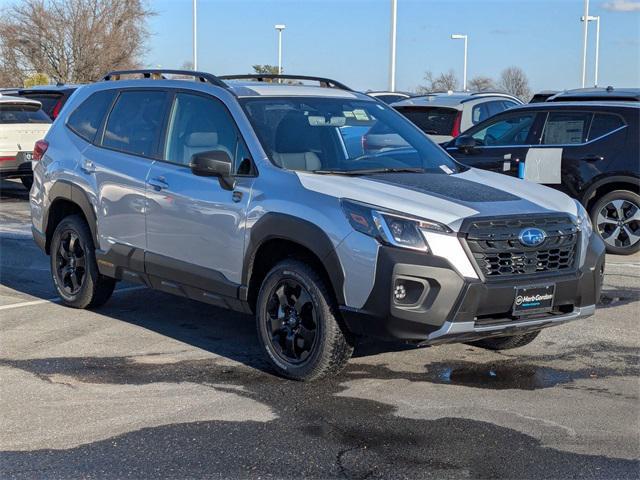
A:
[96,244,251,314]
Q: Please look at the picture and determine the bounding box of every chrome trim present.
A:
[425,304,596,344]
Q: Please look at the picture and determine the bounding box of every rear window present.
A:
[102,90,167,157]
[20,93,62,117]
[67,90,117,143]
[0,104,51,124]
[394,106,457,136]
[587,113,625,141]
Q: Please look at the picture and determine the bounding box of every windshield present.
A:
[240,97,464,174]
[394,106,458,136]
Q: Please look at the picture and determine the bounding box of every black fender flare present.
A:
[242,213,345,305]
[44,180,99,251]
[580,175,640,206]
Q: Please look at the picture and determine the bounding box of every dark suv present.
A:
[446,101,640,255]
[17,84,80,121]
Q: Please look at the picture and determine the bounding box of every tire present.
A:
[468,331,540,351]
[255,259,354,381]
[50,214,115,309]
[590,190,640,255]
[21,176,33,191]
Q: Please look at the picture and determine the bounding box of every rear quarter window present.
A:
[0,104,51,124]
[587,113,625,141]
[67,90,117,143]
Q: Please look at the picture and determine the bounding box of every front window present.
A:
[470,112,536,146]
[240,97,463,175]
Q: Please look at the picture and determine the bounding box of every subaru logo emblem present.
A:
[519,228,546,247]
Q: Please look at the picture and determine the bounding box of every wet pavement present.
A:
[1,179,639,479]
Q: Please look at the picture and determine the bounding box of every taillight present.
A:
[51,99,63,119]
[0,156,16,162]
[33,140,49,161]
[451,111,463,137]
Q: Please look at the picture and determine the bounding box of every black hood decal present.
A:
[364,173,521,203]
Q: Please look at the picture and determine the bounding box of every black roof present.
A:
[548,87,640,102]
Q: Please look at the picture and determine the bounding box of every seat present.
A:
[272,113,321,171]
[183,131,233,165]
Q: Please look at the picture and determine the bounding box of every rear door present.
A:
[84,89,169,252]
[447,110,543,175]
[145,91,254,291]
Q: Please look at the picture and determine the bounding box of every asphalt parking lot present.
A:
[0,178,638,479]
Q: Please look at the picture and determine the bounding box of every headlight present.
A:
[341,199,451,251]
[575,200,592,268]
[575,200,593,238]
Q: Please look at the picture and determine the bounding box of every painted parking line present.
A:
[0,286,146,312]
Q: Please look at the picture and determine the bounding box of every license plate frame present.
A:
[512,284,555,316]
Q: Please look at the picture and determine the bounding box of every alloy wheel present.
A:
[265,279,318,364]
[55,231,86,295]
[596,199,640,249]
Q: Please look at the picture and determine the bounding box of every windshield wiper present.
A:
[312,167,426,176]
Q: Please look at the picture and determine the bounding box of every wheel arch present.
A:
[581,175,640,212]
[243,213,345,313]
[44,181,98,254]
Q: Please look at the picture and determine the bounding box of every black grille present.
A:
[464,215,579,280]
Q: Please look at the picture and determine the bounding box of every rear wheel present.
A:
[468,331,540,351]
[591,190,640,255]
[50,215,115,309]
[21,176,33,190]
[256,259,354,381]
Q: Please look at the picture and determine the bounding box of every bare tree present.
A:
[417,70,458,94]
[498,66,531,101]
[0,0,154,86]
[468,75,495,92]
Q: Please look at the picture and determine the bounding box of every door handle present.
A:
[81,160,96,173]
[148,177,169,191]
[582,155,604,162]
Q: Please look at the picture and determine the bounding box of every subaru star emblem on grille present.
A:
[519,228,546,247]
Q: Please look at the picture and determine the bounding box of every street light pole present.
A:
[389,0,398,92]
[275,24,286,75]
[451,34,468,91]
[581,15,601,87]
[581,0,589,88]
[192,0,197,70]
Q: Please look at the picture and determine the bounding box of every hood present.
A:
[296,168,577,231]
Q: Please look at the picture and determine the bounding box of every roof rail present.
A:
[102,69,229,89]
[219,74,353,91]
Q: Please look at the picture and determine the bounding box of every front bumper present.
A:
[340,233,605,344]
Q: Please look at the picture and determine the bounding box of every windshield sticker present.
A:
[439,164,454,174]
[353,109,370,121]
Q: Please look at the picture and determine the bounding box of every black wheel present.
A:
[468,331,540,351]
[256,259,354,381]
[21,176,33,190]
[50,215,115,309]
[591,190,640,255]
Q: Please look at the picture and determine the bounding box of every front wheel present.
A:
[256,260,354,381]
[591,190,640,255]
[50,215,116,309]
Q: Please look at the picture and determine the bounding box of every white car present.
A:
[0,95,51,189]
[392,92,522,144]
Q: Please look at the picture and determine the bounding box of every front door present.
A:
[447,110,542,177]
[145,91,254,293]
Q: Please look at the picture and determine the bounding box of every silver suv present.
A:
[30,70,605,381]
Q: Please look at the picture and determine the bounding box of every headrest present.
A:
[185,131,218,147]
[275,113,314,153]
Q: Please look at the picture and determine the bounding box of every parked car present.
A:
[529,90,559,103]
[391,92,522,143]
[547,87,640,103]
[0,95,52,189]
[31,69,604,380]
[17,84,80,121]
[445,101,640,255]
[367,91,412,104]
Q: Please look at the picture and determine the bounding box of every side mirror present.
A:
[190,150,235,190]
[454,135,476,152]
